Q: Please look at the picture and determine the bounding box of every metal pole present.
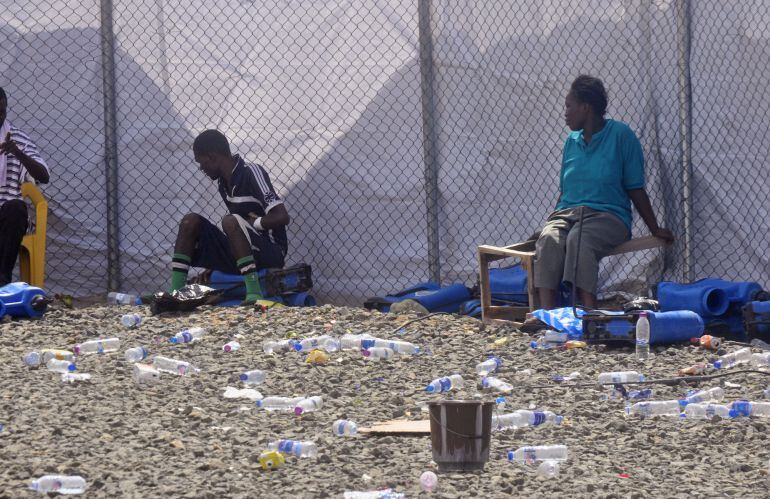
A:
[676,0,693,282]
[418,0,441,283]
[100,0,122,290]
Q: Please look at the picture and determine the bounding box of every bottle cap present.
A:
[239,373,248,381]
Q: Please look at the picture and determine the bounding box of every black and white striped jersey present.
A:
[0,126,48,204]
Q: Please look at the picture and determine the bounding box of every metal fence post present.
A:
[100,0,122,291]
[418,0,441,283]
[677,0,693,282]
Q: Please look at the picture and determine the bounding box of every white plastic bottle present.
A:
[223,341,241,352]
[492,410,563,431]
[481,377,513,393]
[730,400,770,418]
[29,475,87,494]
[426,374,464,393]
[340,333,374,351]
[635,311,650,360]
[751,352,770,366]
[61,373,91,383]
[542,331,569,343]
[683,402,732,420]
[362,347,394,360]
[507,445,568,463]
[626,400,681,418]
[598,371,645,384]
[332,419,358,436]
[240,369,267,385]
[152,356,200,376]
[267,439,318,458]
[169,327,206,344]
[537,460,560,478]
[262,339,295,354]
[363,338,420,355]
[107,291,140,305]
[74,338,120,355]
[294,396,323,415]
[293,335,339,352]
[124,346,148,363]
[120,313,142,328]
[680,387,724,407]
[46,358,77,373]
[133,363,161,385]
[256,396,305,411]
[713,347,753,369]
[475,357,502,376]
[24,350,75,368]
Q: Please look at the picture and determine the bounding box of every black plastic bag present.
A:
[149,284,225,315]
[622,297,660,313]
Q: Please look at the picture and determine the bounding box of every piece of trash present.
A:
[152,356,200,376]
[492,410,563,431]
[536,460,560,478]
[256,396,305,411]
[258,450,286,470]
[552,371,581,383]
[519,368,534,376]
[481,376,513,393]
[74,338,120,355]
[507,445,568,464]
[420,470,438,492]
[305,349,330,364]
[344,489,403,499]
[617,473,631,479]
[677,362,707,376]
[598,371,645,384]
[713,347,752,369]
[133,363,161,385]
[691,334,721,351]
[169,327,206,344]
[222,386,263,401]
[61,373,91,383]
[724,381,742,389]
[295,396,323,415]
[125,346,149,363]
[492,337,510,348]
[476,357,502,376]
[362,347,395,361]
[240,369,266,385]
[222,341,241,353]
[426,374,464,393]
[267,439,318,458]
[361,473,373,482]
[120,313,142,328]
[29,475,87,494]
[46,359,76,374]
[625,400,681,418]
[332,419,358,436]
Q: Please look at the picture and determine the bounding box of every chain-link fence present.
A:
[3,0,768,304]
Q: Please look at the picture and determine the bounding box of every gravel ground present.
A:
[1,302,769,498]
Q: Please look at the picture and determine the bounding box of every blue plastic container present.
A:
[0,282,48,318]
[658,279,763,318]
[411,284,472,313]
[284,292,316,307]
[648,310,704,344]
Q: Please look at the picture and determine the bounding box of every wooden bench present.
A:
[477,235,668,325]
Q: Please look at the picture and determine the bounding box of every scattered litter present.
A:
[120,313,142,328]
[258,450,285,471]
[222,341,241,353]
[420,470,438,492]
[29,475,87,494]
[552,371,581,383]
[344,489,403,499]
[267,439,317,457]
[305,349,330,364]
[332,419,358,436]
[61,373,92,383]
[678,362,707,376]
[508,445,568,464]
[537,460,560,478]
[724,381,742,389]
[691,334,720,351]
[133,363,161,385]
[222,386,263,401]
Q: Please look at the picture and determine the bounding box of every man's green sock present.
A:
[170,253,191,292]
[237,255,263,301]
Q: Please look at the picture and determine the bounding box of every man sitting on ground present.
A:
[169,129,290,305]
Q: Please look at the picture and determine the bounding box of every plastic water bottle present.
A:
[256,396,305,411]
[492,410,563,431]
[293,335,339,352]
[46,358,77,373]
[74,338,120,355]
[426,374,464,393]
[598,371,645,384]
[419,471,438,492]
[680,387,724,407]
[24,349,75,367]
[120,313,142,328]
[683,403,732,420]
[240,369,267,385]
[536,460,560,478]
[635,311,650,360]
[223,341,241,352]
[481,377,513,393]
[294,396,323,415]
[475,357,502,376]
[332,419,358,436]
[361,338,420,355]
[29,475,87,494]
[507,445,568,463]
[133,363,161,385]
[344,490,404,499]
[169,327,206,344]
[107,291,140,305]
[542,331,569,343]
[751,352,770,366]
[267,439,318,458]
[340,333,374,351]
[730,400,770,418]
[713,347,753,369]
[362,347,394,360]
[124,346,148,363]
[152,356,200,376]
[61,373,91,383]
[626,400,681,418]
[262,339,296,354]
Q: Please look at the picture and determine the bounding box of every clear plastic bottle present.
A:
[29,475,87,494]
[124,346,148,363]
[223,341,241,353]
[293,335,339,352]
[492,410,563,431]
[240,369,267,385]
[683,402,732,420]
[635,311,650,360]
[626,400,681,418]
[332,419,358,436]
[542,331,568,343]
[133,363,161,385]
[169,327,206,344]
[152,356,200,376]
[262,339,296,354]
[507,445,568,463]
[74,338,120,355]
[61,372,91,383]
[713,347,753,369]
[362,347,394,360]
[530,338,584,350]
[46,358,77,373]
[751,352,770,366]
[267,439,318,458]
[730,400,770,418]
[24,349,75,368]
[256,396,305,411]
[361,338,420,355]
[344,490,403,499]
[597,371,645,384]
[107,291,140,305]
[475,357,502,376]
[120,313,142,328]
[420,471,438,492]
[340,333,374,351]
[426,374,464,393]
[481,376,513,393]
[536,460,560,478]
[680,386,724,407]
[295,395,323,415]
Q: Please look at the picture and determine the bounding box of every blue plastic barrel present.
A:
[657,281,730,317]
[285,292,316,307]
[0,282,48,318]
[648,310,704,344]
[412,284,472,313]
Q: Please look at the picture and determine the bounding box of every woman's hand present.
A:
[651,227,675,243]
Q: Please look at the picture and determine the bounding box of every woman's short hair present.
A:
[193,129,231,156]
[570,75,608,117]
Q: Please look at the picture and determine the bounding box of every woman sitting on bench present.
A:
[534,75,674,310]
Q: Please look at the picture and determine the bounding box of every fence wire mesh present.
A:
[2,0,768,304]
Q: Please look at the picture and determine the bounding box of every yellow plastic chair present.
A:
[19,182,48,287]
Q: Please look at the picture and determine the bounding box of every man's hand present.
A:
[0,132,21,158]
[189,268,213,285]
[652,227,675,243]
